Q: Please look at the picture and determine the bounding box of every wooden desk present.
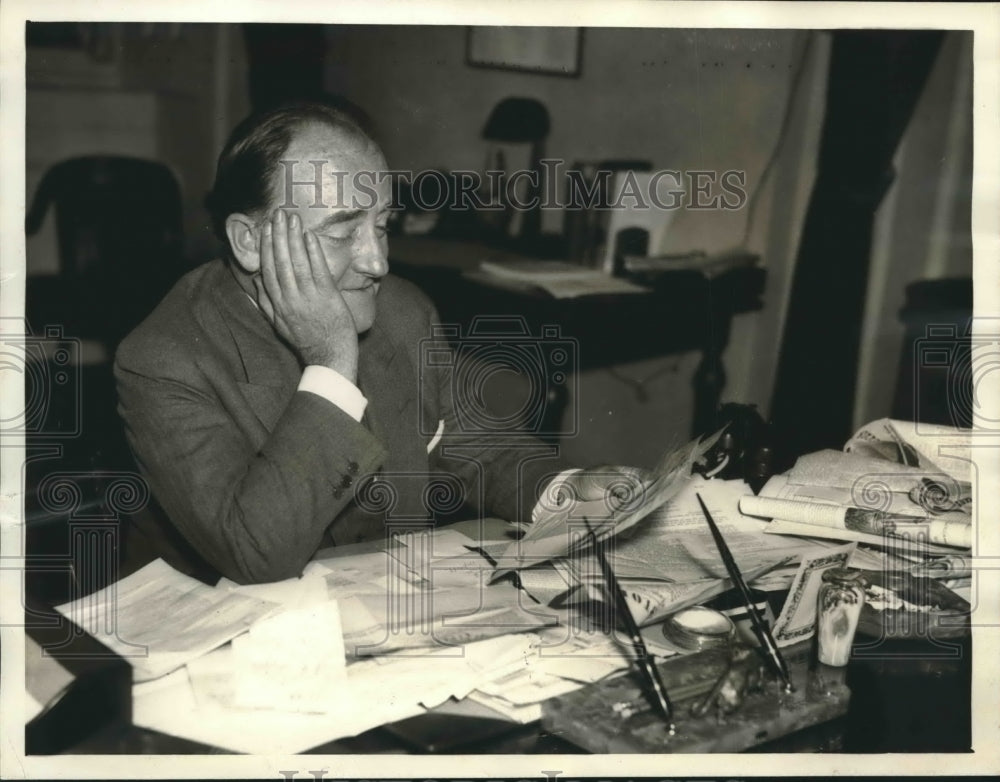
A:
[24,597,971,755]
[388,236,766,437]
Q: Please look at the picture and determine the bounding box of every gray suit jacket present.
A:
[115,259,566,584]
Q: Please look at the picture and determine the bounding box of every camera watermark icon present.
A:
[913,320,1000,433]
[0,320,81,438]
[419,316,578,437]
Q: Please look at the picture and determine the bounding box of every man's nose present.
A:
[354,224,389,278]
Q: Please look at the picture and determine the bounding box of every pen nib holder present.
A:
[541,640,848,753]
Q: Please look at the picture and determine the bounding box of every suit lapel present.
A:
[357,318,406,445]
[357,301,426,474]
[209,263,300,431]
[207,264,425,473]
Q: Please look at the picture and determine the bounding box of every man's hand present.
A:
[254,209,360,381]
[547,465,653,516]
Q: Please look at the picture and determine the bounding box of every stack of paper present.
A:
[54,559,279,682]
[499,472,835,624]
[49,525,568,751]
[475,260,650,298]
[466,627,634,722]
[134,633,539,754]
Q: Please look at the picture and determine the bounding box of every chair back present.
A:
[26,155,185,347]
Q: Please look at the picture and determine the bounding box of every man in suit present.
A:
[115,99,627,585]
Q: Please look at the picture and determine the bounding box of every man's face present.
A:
[271,123,391,333]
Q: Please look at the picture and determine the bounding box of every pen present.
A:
[585,520,676,735]
[909,555,972,579]
[695,493,794,692]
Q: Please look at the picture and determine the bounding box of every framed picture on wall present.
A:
[466,27,582,77]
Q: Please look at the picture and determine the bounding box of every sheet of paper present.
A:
[473,666,583,705]
[470,627,635,711]
[614,558,788,626]
[476,260,651,298]
[599,478,822,585]
[25,635,75,723]
[309,527,489,600]
[403,526,483,557]
[531,628,633,683]
[771,542,855,647]
[55,558,278,682]
[465,691,543,724]
[217,571,328,608]
[306,549,400,599]
[531,274,651,299]
[135,661,428,754]
[385,527,482,574]
[231,600,347,713]
[338,576,557,657]
[516,562,576,605]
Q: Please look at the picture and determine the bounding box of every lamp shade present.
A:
[481,97,550,142]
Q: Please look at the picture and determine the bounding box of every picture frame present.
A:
[466,26,582,77]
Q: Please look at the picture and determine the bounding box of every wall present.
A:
[325,25,819,466]
[327,26,808,247]
[25,23,250,275]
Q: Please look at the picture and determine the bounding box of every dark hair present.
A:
[205,97,377,247]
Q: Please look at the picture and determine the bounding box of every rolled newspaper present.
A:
[922,514,973,548]
[739,496,971,548]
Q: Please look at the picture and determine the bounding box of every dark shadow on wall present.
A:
[243,23,328,112]
[770,30,946,463]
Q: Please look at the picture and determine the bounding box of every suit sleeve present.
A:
[115,357,387,585]
[421,307,571,524]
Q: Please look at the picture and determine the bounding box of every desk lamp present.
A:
[481,97,550,245]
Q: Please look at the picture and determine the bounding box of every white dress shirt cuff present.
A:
[298,365,368,422]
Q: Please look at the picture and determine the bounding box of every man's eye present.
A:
[375,223,388,238]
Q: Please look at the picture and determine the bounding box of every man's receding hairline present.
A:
[289,118,378,153]
[262,120,385,215]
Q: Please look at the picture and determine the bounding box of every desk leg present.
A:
[691,283,732,437]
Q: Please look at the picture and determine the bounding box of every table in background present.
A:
[387,236,766,438]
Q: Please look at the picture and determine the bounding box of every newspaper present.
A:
[741,494,972,549]
[845,417,973,485]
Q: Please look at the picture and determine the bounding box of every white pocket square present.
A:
[427,419,445,453]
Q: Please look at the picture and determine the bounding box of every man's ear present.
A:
[225,213,261,273]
